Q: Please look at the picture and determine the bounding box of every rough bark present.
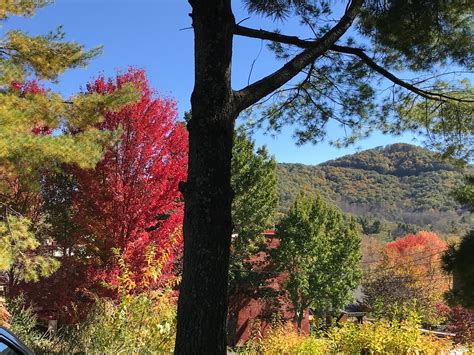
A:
[174,1,236,354]
[175,1,363,353]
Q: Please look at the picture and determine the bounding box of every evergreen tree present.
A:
[0,1,135,286]
[275,193,361,332]
[230,129,278,268]
[176,1,473,350]
[228,130,278,322]
[443,175,474,308]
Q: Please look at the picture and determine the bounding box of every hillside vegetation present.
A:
[277,144,471,239]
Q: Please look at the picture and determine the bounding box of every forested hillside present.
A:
[277,144,471,238]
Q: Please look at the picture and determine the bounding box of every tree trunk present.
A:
[174,1,236,354]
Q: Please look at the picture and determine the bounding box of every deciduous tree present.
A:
[0,1,134,296]
[73,68,188,293]
[275,193,361,331]
[363,231,449,324]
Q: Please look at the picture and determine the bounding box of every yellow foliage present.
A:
[0,214,59,282]
[240,309,452,354]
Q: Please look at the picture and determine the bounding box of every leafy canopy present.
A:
[363,231,449,325]
[275,192,361,327]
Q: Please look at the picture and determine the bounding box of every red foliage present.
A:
[447,305,474,344]
[10,79,52,135]
[71,68,188,293]
[387,231,448,256]
[11,69,187,324]
[10,79,45,95]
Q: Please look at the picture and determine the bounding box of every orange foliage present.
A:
[363,232,451,324]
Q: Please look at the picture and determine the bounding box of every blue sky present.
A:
[3,0,420,165]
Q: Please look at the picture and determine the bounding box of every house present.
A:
[227,230,310,346]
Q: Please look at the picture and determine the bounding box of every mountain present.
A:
[276,144,471,239]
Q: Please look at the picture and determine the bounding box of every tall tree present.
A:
[73,68,188,291]
[15,69,187,320]
[442,175,474,308]
[176,1,473,351]
[227,130,278,333]
[0,1,135,293]
[275,192,361,331]
[229,129,278,283]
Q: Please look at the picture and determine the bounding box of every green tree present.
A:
[227,130,278,335]
[176,1,473,351]
[442,230,474,309]
[230,129,278,270]
[443,175,474,308]
[0,214,59,290]
[451,175,474,213]
[0,1,135,288]
[275,193,361,332]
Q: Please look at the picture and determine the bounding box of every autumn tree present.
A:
[15,69,187,319]
[73,68,188,292]
[177,1,473,351]
[275,193,361,332]
[363,231,449,324]
[0,1,135,293]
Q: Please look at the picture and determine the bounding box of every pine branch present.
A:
[234,23,474,104]
[233,0,364,112]
[331,45,474,103]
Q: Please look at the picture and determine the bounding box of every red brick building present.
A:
[227,230,310,346]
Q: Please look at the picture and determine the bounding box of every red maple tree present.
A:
[72,68,188,292]
[12,69,187,322]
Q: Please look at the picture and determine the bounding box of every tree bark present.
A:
[174,1,236,354]
[174,1,363,353]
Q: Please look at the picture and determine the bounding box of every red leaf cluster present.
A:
[10,79,52,135]
[387,231,448,257]
[72,68,188,292]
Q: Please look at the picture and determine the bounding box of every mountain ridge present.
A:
[276,143,471,238]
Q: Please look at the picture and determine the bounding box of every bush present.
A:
[328,310,451,354]
[447,305,474,345]
[6,295,57,354]
[239,308,452,354]
[60,290,176,354]
[241,321,329,354]
[60,246,178,354]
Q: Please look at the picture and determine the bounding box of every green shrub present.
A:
[60,290,176,354]
[6,295,58,354]
[241,321,329,354]
[60,246,178,354]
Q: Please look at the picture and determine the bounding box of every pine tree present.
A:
[230,129,278,270]
[443,176,474,308]
[0,1,135,287]
[176,1,473,351]
[228,130,278,316]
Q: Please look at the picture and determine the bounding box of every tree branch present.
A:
[233,0,364,112]
[234,22,473,104]
[330,45,474,103]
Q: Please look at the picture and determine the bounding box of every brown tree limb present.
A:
[234,22,474,104]
[233,0,364,112]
